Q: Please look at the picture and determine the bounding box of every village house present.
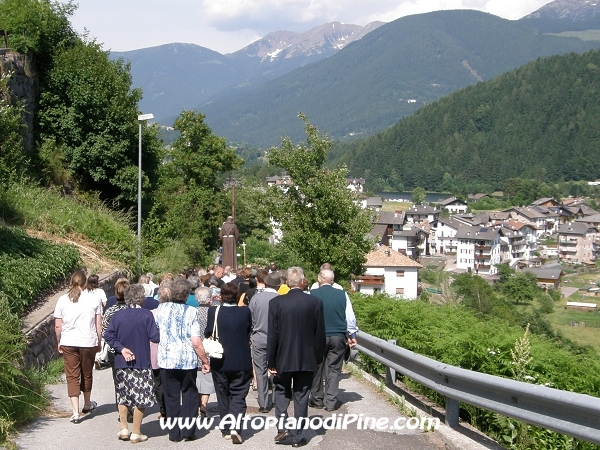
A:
[352,245,422,299]
[557,222,597,265]
[532,197,560,207]
[564,204,599,218]
[438,197,468,214]
[503,220,538,249]
[456,226,502,275]
[435,217,465,255]
[523,266,564,290]
[371,210,428,260]
[469,211,510,227]
[362,196,383,210]
[506,207,551,236]
[468,193,491,203]
[346,178,365,193]
[265,175,292,187]
[575,213,600,228]
[405,204,440,227]
[499,226,530,265]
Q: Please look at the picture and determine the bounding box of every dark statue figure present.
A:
[219,216,239,270]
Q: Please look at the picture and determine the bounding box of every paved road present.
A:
[16,366,447,450]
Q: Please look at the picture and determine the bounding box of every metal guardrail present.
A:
[356,332,600,445]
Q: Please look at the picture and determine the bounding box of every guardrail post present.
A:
[445,397,459,428]
[385,339,396,386]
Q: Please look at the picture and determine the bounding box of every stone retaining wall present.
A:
[22,271,124,368]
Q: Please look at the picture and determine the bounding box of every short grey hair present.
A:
[124,284,145,307]
[187,276,200,290]
[286,267,305,288]
[170,278,191,303]
[195,286,211,305]
[318,269,335,284]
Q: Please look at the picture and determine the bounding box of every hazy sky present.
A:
[65,0,551,54]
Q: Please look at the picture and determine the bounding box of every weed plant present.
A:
[0,295,50,444]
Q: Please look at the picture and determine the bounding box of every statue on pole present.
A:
[219,216,239,270]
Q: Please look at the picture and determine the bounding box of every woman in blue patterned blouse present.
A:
[154,278,210,442]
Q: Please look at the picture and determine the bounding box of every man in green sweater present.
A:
[309,269,355,411]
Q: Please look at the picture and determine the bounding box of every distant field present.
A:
[546,30,600,41]
[380,201,412,212]
[549,270,600,352]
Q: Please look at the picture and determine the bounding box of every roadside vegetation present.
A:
[351,292,600,449]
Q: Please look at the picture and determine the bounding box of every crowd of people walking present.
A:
[53,262,358,446]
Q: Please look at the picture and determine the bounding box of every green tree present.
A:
[0,0,77,72]
[267,114,374,279]
[231,182,274,242]
[412,186,426,204]
[37,38,163,206]
[145,110,242,265]
[501,272,539,305]
[452,273,498,315]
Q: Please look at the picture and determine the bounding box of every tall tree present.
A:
[145,110,242,264]
[37,38,163,206]
[268,113,374,279]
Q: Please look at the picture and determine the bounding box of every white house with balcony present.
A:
[435,217,465,255]
[456,226,502,275]
[352,245,422,299]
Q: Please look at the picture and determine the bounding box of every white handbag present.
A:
[203,306,223,359]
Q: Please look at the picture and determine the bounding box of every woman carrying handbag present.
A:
[205,283,253,444]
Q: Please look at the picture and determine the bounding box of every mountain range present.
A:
[111,22,383,125]
[111,0,600,148]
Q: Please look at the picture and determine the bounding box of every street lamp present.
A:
[137,113,153,276]
[241,241,247,266]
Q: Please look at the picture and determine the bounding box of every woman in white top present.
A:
[54,271,102,423]
[83,274,108,308]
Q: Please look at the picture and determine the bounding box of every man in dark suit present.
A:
[267,267,326,448]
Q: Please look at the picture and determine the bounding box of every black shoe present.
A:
[274,430,291,442]
[309,400,324,409]
[169,436,183,442]
[293,438,308,447]
[258,406,272,413]
[324,402,340,412]
[184,435,199,441]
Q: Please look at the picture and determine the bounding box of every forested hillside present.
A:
[327,50,600,191]
[202,10,600,147]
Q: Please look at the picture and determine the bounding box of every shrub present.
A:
[0,227,80,313]
[0,294,47,443]
[350,293,600,449]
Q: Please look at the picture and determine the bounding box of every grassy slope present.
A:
[0,183,136,272]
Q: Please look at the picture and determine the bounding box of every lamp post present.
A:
[137,113,153,276]
[241,241,247,266]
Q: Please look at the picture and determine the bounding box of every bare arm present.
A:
[95,314,102,352]
[191,336,210,373]
[54,318,63,353]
